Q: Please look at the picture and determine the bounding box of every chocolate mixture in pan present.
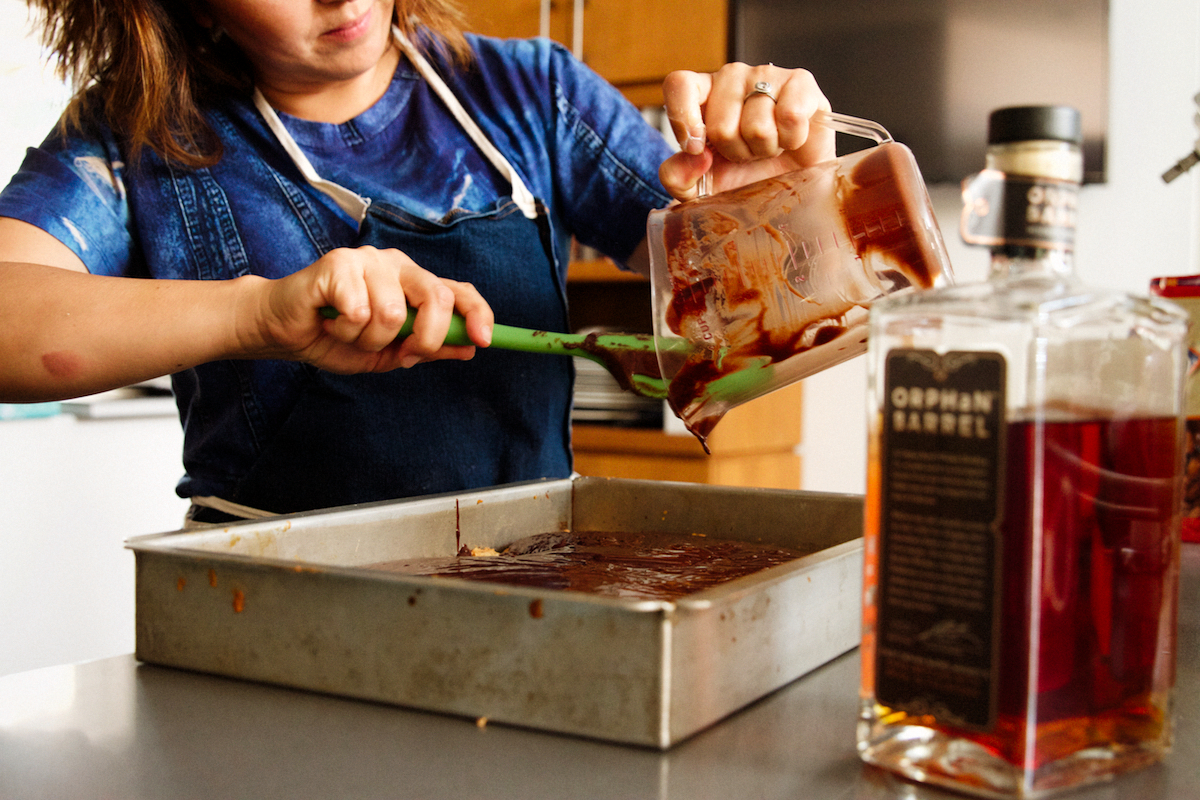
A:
[367,530,805,601]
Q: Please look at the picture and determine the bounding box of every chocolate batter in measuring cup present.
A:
[647,111,953,448]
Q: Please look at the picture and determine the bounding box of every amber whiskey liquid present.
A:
[862,412,1181,797]
[991,416,1178,767]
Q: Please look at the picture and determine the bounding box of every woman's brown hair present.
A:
[30,0,471,169]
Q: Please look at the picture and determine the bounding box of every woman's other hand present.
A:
[249,246,494,374]
[658,63,835,201]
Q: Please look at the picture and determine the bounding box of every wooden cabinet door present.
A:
[457,0,572,45]
[582,0,728,86]
[456,0,728,90]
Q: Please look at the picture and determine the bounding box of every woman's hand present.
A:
[245,245,494,374]
[658,63,835,201]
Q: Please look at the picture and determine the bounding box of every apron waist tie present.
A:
[185,496,278,528]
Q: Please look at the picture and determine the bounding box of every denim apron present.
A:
[190,31,572,520]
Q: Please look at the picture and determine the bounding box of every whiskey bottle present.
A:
[857,106,1188,797]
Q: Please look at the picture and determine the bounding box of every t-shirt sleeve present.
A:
[545,46,675,264]
[463,36,675,267]
[0,122,136,276]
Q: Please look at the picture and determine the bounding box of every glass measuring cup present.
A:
[648,110,953,448]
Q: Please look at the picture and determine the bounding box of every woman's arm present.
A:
[0,219,495,403]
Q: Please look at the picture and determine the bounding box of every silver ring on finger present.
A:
[745,80,778,104]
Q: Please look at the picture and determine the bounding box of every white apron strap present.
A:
[252,28,539,224]
[393,27,539,219]
[188,495,278,520]
[252,90,372,225]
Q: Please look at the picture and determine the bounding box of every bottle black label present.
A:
[876,349,1007,730]
[960,169,1078,250]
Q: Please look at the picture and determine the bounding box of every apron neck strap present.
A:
[252,90,372,224]
[393,27,539,220]
[252,28,541,224]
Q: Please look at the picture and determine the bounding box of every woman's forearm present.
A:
[0,244,500,403]
[0,262,262,402]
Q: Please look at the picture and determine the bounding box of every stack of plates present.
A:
[572,355,663,428]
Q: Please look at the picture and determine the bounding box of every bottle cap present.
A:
[988,106,1082,146]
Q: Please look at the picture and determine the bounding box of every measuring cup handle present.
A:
[812,109,893,144]
[693,110,892,199]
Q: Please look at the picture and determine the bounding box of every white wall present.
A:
[799,0,1200,495]
[0,0,72,185]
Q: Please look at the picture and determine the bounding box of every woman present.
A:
[0,0,832,521]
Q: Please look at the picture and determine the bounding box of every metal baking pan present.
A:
[128,477,863,748]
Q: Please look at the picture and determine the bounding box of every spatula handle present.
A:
[319,305,471,345]
[319,305,569,352]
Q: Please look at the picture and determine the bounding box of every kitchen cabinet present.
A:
[571,388,803,489]
[457,0,729,106]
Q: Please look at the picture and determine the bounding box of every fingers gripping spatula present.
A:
[320,306,669,399]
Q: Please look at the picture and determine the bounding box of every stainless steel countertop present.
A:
[2,544,1196,800]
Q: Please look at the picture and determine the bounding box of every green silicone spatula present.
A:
[320,306,669,399]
